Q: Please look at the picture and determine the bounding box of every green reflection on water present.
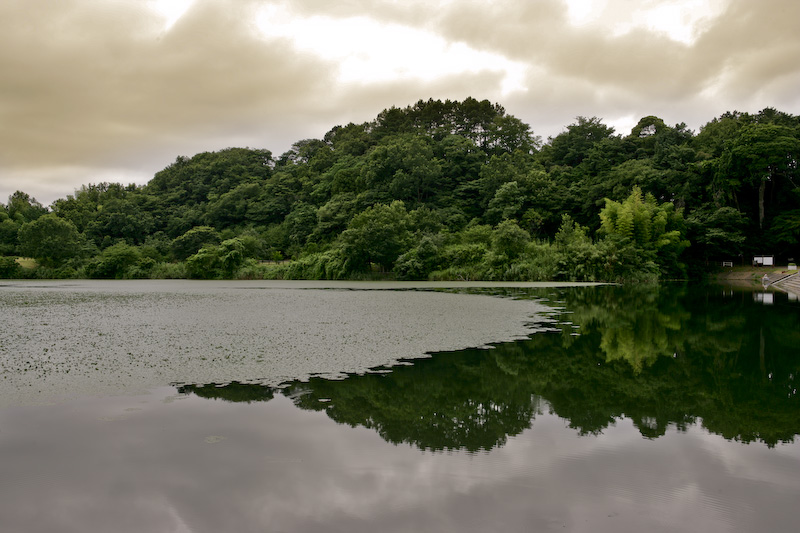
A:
[179,284,800,451]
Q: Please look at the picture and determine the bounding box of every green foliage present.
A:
[440,242,489,267]
[426,224,495,280]
[282,202,318,253]
[686,207,748,260]
[770,209,800,245]
[171,226,222,261]
[7,100,800,280]
[0,211,20,255]
[185,246,221,279]
[311,193,358,242]
[185,237,247,279]
[279,250,349,280]
[17,214,82,268]
[149,261,187,279]
[338,200,412,272]
[395,236,441,280]
[86,197,153,247]
[500,242,560,281]
[84,243,143,279]
[234,232,269,260]
[552,215,606,281]
[492,219,530,259]
[715,122,800,230]
[425,214,659,282]
[361,134,443,204]
[541,116,615,167]
[477,152,532,210]
[204,182,265,229]
[323,123,373,157]
[147,147,273,206]
[141,232,171,262]
[51,183,155,247]
[370,97,535,155]
[485,181,524,224]
[599,186,689,278]
[6,191,47,223]
[0,256,21,278]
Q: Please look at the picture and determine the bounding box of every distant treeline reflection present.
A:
[178,285,800,450]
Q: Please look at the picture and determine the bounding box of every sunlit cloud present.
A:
[562,0,729,44]
[254,4,528,96]
[607,114,638,136]
[146,0,195,31]
[563,0,609,26]
[630,0,729,44]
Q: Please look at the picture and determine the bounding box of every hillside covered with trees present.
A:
[2,98,799,281]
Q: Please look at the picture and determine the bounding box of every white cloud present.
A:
[254,3,528,95]
[563,0,609,26]
[146,0,196,31]
[563,0,729,44]
[607,114,638,136]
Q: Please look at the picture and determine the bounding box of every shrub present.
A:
[0,257,20,278]
[171,226,221,261]
[84,243,142,279]
[149,262,187,279]
[395,236,440,280]
[185,238,246,279]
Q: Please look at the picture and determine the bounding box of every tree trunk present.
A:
[759,177,766,229]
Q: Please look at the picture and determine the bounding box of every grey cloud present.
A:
[410,0,800,132]
[693,0,800,100]
[427,1,707,98]
[1,0,522,203]
[0,0,334,169]
[2,0,799,204]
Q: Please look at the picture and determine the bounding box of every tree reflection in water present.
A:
[178,284,800,450]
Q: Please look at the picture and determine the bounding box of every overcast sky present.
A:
[2,0,799,206]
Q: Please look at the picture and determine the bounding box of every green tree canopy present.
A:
[0,209,20,255]
[338,200,412,272]
[716,123,800,230]
[6,191,47,223]
[85,242,143,279]
[17,214,82,267]
[171,226,222,261]
[185,237,246,279]
[542,116,616,168]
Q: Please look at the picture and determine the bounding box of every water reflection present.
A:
[180,284,800,449]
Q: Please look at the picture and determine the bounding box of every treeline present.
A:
[1,97,799,281]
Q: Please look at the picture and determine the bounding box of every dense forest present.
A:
[2,98,799,281]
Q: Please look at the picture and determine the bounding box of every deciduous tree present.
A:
[17,214,82,267]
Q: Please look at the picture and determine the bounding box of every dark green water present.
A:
[1,283,798,532]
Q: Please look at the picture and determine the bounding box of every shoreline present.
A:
[713,265,796,281]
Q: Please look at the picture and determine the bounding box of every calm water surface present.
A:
[1,281,798,532]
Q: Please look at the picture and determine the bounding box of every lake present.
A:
[1,280,798,532]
